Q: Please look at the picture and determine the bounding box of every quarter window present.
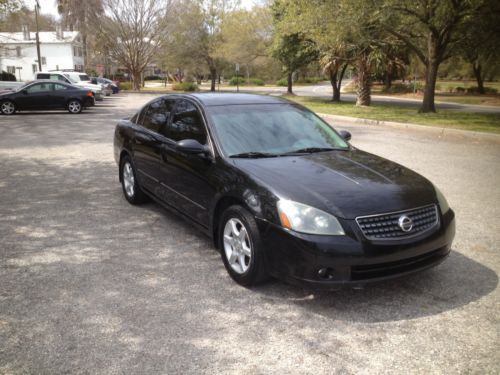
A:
[169,100,206,144]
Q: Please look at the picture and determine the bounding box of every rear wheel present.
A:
[67,99,82,114]
[0,100,16,115]
[120,155,147,204]
[219,205,268,287]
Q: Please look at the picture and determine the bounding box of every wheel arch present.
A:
[118,150,131,182]
[211,195,251,250]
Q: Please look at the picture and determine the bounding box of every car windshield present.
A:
[16,81,34,91]
[207,103,349,157]
[64,74,78,83]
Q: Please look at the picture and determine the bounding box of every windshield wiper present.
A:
[229,151,278,158]
[284,147,339,155]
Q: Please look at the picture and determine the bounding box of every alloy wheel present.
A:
[223,218,252,274]
[68,100,81,113]
[122,162,135,198]
[1,101,15,115]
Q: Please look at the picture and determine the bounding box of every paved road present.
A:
[1,93,499,374]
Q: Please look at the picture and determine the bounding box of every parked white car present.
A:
[34,71,103,101]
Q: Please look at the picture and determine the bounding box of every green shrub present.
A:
[0,71,16,81]
[295,77,325,84]
[382,82,422,94]
[466,86,498,94]
[119,82,132,90]
[276,78,288,86]
[228,76,245,85]
[144,75,162,81]
[249,78,264,86]
[172,82,199,91]
[228,77,265,86]
[455,86,466,93]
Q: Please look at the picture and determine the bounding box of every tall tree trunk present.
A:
[210,67,216,92]
[329,68,340,102]
[132,70,141,91]
[356,55,371,106]
[384,63,394,91]
[420,57,439,113]
[420,38,441,113]
[472,62,485,94]
[335,63,348,102]
[287,72,293,95]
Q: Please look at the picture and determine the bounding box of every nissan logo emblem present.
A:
[398,215,413,232]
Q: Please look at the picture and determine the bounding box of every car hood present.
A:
[0,89,15,95]
[232,149,437,219]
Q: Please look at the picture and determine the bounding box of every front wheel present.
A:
[0,100,16,115]
[219,205,268,287]
[120,156,147,204]
[67,99,82,114]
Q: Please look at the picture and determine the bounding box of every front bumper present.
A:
[258,209,455,289]
[94,91,104,101]
[84,96,95,107]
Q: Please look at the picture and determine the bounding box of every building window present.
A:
[41,57,46,65]
[32,64,38,74]
[7,66,15,74]
[78,47,83,57]
[16,46,21,57]
[73,46,77,56]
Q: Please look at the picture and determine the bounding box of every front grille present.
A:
[356,204,439,241]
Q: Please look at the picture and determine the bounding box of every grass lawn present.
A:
[342,80,500,106]
[286,96,500,134]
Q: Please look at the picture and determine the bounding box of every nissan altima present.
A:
[113,93,455,288]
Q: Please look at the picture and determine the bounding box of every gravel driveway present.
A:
[1,93,499,374]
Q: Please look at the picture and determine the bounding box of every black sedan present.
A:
[0,80,94,115]
[113,93,455,288]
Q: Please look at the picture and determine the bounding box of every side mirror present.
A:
[339,130,351,141]
[176,139,210,155]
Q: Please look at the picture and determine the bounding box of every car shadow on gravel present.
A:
[253,250,498,323]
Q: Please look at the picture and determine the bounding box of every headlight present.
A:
[277,199,345,235]
[435,186,450,214]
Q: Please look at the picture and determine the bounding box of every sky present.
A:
[34,0,265,18]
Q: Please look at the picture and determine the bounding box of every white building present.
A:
[0,26,85,81]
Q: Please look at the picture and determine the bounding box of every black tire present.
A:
[0,100,16,115]
[219,205,268,287]
[120,155,148,204]
[67,99,82,114]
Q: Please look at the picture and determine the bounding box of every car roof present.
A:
[181,93,289,107]
[28,79,82,87]
[29,79,68,84]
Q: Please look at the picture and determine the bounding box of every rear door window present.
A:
[50,74,68,82]
[54,84,68,91]
[36,73,50,79]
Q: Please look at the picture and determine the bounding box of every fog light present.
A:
[317,267,334,280]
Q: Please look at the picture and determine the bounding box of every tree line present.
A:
[1,0,499,113]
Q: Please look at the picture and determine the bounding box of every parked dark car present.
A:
[91,77,120,94]
[0,80,94,115]
[114,93,455,289]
